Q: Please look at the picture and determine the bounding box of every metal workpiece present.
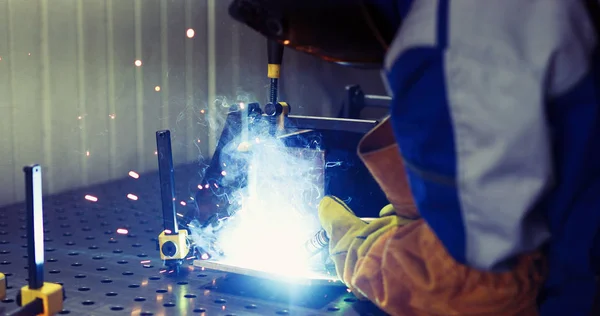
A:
[285,115,378,134]
[0,165,385,315]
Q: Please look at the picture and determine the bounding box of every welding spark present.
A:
[159,269,166,274]
[237,142,251,152]
[197,185,203,190]
[154,86,161,92]
[239,102,245,109]
[200,253,209,260]
[127,194,138,201]
[84,195,98,202]
[204,184,209,189]
[164,229,172,234]
[186,28,195,38]
[154,150,158,155]
[86,151,90,157]
[180,201,187,206]
[186,256,196,260]
[134,59,142,67]
[109,114,116,119]
[176,213,184,218]
[220,171,227,176]
[117,228,129,235]
[325,161,343,168]
[200,109,205,114]
[128,171,140,179]
[140,260,151,264]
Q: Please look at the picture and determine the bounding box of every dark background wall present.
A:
[0,0,386,206]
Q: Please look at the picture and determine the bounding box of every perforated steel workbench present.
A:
[0,166,386,315]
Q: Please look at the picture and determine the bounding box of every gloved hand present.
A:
[318,196,416,297]
[318,195,545,316]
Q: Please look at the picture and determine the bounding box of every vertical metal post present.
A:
[241,103,248,145]
[156,130,178,235]
[134,0,145,171]
[75,0,89,185]
[24,164,44,289]
[207,0,217,156]
[40,0,54,193]
[106,0,118,179]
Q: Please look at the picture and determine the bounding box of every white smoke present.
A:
[188,96,326,277]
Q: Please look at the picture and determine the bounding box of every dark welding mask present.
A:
[228,0,400,68]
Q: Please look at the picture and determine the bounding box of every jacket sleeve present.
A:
[351,221,545,316]
[318,197,545,315]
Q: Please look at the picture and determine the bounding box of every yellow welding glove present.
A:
[318,196,415,298]
[318,195,545,316]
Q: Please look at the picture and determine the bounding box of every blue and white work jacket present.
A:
[375,0,600,314]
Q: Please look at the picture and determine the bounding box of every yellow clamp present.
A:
[158,230,190,260]
[279,102,290,115]
[268,64,280,79]
[19,282,63,316]
[277,102,290,131]
[0,273,5,300]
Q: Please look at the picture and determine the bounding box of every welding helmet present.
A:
[228,0,401,67]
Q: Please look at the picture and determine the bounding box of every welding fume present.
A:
[184,11,391,281]
[203,1,600,316]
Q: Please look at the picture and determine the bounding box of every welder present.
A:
[229,0,600,315]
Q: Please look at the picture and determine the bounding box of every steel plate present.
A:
[193,259,342,287]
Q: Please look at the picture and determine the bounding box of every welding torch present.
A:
[305,218,376,257]
[265,39,291,135]
[267,39,284,104]
[304,229,330,257]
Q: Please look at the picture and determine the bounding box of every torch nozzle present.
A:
[304,229,330,257]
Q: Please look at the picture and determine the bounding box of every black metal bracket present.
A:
[156,130,178,235]
[339,84,391,119]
